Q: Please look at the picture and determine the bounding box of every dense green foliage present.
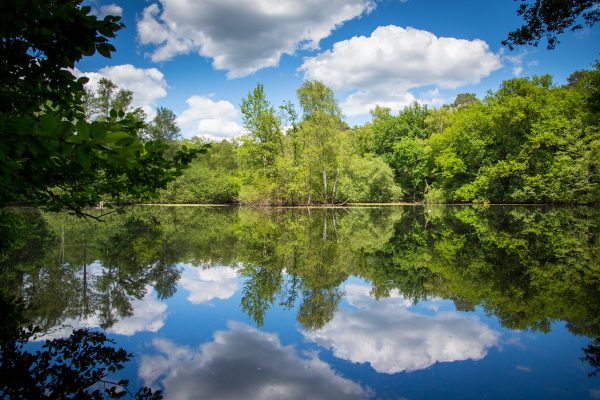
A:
[0,1,200,216]
[158,64,600,205]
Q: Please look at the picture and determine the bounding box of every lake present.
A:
[1,205,599,399]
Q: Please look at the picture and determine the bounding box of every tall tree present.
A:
[297,81,344,204]
[143,107,182,142]
[83,77,146,122]
[238,84,285,203]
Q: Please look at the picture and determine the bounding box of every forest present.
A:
[141,64,600,205]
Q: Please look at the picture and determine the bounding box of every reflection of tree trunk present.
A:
[332,210,339,241]
[59,226,65,267]
[323,209,328,241]
[107,266,113,326]
[82,238,89,317]
[332,168,339,205]
[322,170,328,203]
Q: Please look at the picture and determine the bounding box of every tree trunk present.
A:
[332,168,339,205]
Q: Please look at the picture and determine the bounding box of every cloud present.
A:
[342,90,417,117]
[89,2,123,18]
[99,4,123,18]
[300,25,501,116]
[303,284,500,374]
[139,321,370,399]
[176,96,244,140]
[178,265,240,303]
[76,64,167,117]
[137,0,376,78]
[501,49,528,76]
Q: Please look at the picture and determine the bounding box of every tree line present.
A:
[154,63,600,205]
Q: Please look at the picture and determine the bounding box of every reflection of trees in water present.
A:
[583,338,600,377]
[0,295,162,399]
[1,205,600,373]
[0,210,182,332]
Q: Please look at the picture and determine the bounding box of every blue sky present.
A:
[78,0,600,139]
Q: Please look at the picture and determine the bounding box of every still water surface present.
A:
[2,205,599,399]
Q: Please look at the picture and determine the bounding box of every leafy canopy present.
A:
[504,0,600,49]
[0,0,201,217]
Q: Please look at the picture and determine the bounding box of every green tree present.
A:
[238,84,286,204]
[371,102,432,200]
[0,1,201,216]
[143,107,182,142]
[452,93,479,108]
[296,80,345,204]
[504,0,600,49]
[83,77,146,122]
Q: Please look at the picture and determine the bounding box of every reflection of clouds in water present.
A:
[303,284,500,374]
[32,288,167,340]
[108,290,167,336]
[33,318,98,341]
[139,321,370,400]
[179,265,239,304]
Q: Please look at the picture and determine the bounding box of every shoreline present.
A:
[133,202,591,208]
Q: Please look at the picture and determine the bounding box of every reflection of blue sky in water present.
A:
[138,321,370,400]
[303,284,500,373]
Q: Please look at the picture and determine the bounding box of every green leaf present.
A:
[106,131,132,143]
[115,137,136,147]
[75,151,91,170]
[90,122,107,139]
[39,114,59,135]
[75,120,91,141]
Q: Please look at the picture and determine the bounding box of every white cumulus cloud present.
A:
[303,284,500,374]
[300,25,502,116]
[137,0,376,78]
[99,4,123,18]
[177,96,244,140]
[138,321,370,399]
[76,64,168,118]
[178,265,241,303]
[89,2,123,18]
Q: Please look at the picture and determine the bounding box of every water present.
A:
[1,205,599,399]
